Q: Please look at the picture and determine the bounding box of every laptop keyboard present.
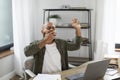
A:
[66,73,84,80]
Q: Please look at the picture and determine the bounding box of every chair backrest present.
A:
[24,57,34,71]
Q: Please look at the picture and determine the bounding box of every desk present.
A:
[29,61,120,80]
[59,62,88,80]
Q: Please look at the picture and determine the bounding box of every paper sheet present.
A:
[33,74,61,80]
[106,68,118,76]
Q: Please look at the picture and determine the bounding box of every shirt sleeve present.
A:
[24,40,41,57]
[66,36,82,51]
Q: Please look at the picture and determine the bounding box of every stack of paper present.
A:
[106,68,118,76]
[33,74,61,80]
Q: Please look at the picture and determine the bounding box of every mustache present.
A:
[43,32,56,37]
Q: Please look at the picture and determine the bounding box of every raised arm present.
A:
[24,22,56,56]
[72,18,81,37]
[67,18,82,51]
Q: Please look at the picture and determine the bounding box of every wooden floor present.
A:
[10,75,21,80]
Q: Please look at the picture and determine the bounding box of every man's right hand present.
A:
[43,30,56,44]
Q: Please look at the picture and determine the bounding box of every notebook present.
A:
[33,74,61,80]
[66,59,110,80]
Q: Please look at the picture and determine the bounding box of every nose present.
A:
[47,26,55,30]
[50,27,54,30]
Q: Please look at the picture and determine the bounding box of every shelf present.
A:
[56,23,90,29]
[67,37,91,46]
[0,50,14,59]
[115,48,120,52]
[43,8,93,60]
[56,26,90,29]
[81,43,91,46]
[44,9,93,11]
[68,57,89,66]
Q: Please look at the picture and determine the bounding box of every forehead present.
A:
[47,22,55,27]
[47,22,54,27]
[43,22,55,29]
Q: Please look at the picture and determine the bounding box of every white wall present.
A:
[95,0,105,40]
[0,54,15,80]
[34,0,96,58]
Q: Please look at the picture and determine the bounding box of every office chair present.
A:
[24,56,36,80]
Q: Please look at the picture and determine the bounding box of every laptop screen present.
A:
[83,59,110,80]
[66,59,110,80]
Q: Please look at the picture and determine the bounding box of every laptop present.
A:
[66,59,110,80]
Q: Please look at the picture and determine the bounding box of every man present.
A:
[24,18,82,75]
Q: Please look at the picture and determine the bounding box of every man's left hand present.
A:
[72,18,81,29]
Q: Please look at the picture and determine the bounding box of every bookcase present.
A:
[43,8,93,65]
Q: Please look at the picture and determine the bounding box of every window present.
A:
[0,0,13,52]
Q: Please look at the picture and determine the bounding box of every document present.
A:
[33,74,61,80]
[106,68,118,76]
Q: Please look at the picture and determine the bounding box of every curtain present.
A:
[115,0,120,43]
[95,0,120,60]
[12,0,38,76]
[102,0,116,56]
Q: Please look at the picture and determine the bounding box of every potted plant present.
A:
[48,14,61,25]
